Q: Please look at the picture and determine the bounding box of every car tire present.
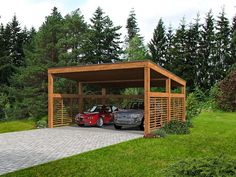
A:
[96,117,104,127]
[77,124,84,127]
[114,124,122,130]
[139,118,144,130]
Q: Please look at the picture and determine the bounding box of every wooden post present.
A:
[61,98,64,125]
[181,85,186,121]
[102,88,106,105]
[166,78,171,122]
[48,73,54,128]
[144,67,150,136]
[78,82,83,113]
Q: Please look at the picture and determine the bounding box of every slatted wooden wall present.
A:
[149,96,184,132]
[170,97,184,121]
[150,97,168,131]
[53,98,78,127]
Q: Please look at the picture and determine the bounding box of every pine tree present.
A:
[215,8,232,81]
[199,10,216,89]
[148,18,167,66]
[58,8,88,65]
[230,14,236,67]
[126,8,140,42]
[165,25,174,70]
[6,7,64,119]
[125,35,148,61]
[81,7,122,64]
[186,14,201,89]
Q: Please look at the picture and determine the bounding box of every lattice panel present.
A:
[53,98,78,127]
[170,97,184,121]
[150,97,168,131]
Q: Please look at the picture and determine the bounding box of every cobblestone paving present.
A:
[0,126,143,175]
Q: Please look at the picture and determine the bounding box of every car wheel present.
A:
[114,124,122,130]
[96,117,104,127]
[139,118,144,130]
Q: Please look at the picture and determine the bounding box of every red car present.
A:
[75,105,118,127]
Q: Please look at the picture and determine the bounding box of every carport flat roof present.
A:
[48,60,186,87]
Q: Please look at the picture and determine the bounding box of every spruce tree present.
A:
[7,7,64,119]
[125,35,148,61]
[230,14,236,67]
[126,8,140,42]
[148,18,167,66]
[81,7,122,64]
[199,10,216,89]
[215,9,231,81]
[165,25,174,70]
[58,8,88,65]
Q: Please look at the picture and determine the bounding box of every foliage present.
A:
[186,89,203,120]
[149,18,167,66]
[80,7,122,64]
[165,155,236,177]
[126,8,141,42]
[125,35,148,60]
[216,66,236,111]
[151,129,167,138]
[3,112,236,177]
[36,119,47,128]
[162,120,190,134]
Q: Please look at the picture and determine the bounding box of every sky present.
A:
[0,0,235,43]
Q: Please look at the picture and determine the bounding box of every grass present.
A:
[0,119,35,134]
[2,111,236,177]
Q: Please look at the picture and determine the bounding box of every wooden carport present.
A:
[48,60,186,136]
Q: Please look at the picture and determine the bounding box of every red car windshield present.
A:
[87,106,102,113]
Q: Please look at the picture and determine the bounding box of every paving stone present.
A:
[0,126,143,175]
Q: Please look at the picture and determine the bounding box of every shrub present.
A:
[162,120,190,134]
[152,129,167,138]
[164,155,236,177]
[186,88,204,120]
[36,116,48,128]
[216,66,236,111]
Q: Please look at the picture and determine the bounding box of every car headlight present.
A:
[131,114,140,119]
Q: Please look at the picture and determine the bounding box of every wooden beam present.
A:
[48,60,148,74]
[78,82,83,113]
[48,73,54,128]
[148,62,186,86]
[144,67,150,136]
[53,94,78,98]
[82,78,166,84]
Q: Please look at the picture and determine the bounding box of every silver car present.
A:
[113,100,144,130]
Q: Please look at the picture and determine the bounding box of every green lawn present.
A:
[0,120,35,134]
[2,111,236,177]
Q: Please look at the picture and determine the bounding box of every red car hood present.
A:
[80,112,99,117]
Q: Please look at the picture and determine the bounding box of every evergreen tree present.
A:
[171,18,188,80]
[125,35,148,61]
[148,18,167,66]
[230,14,236,67]
[81,7,122,64]
[186,14,201,89]
[6,7,64,119]
[58,8,88,65]
[126,8,140,42]
[165,25,174,70]
[215,9,231,81]
[199,10,216,89]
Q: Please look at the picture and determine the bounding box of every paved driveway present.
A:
[0,126,143,175]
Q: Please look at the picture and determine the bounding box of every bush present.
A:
[164,155,236,177]
[152,129,167,138]
[162,120,190,134]
[36,116,48,128]
[216,66,236,111]
[186,89,203,120]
